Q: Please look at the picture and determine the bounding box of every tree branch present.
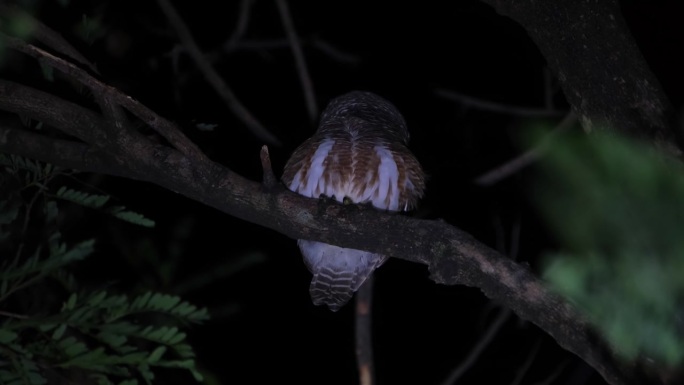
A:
[155,0,282,147]
[474,112,577,186]
[0,126,131,178]
[0,33,207,162]
[0,4,98,73]
[0,79,650,385]
[275,0,318,124]
[355,277,375,385]
[479,0,681,157]
[435,88,566,118]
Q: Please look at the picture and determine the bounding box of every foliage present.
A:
[535,131,684,366]
[0,155,208,384]
[55,187,155,228]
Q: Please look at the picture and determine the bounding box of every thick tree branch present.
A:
[0,80,651,385]
[479,0,681,157]
[0,80,111,146]
[0,33,206,161]
[0,126,131,178]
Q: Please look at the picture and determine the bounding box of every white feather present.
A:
[374,146,400,211]
[291,139,335,198]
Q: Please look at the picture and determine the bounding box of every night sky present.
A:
[2,1,683,384]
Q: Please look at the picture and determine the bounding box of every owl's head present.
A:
[317,91,410,144]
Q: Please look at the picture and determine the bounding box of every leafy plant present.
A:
[0,155,208,384]
[535,131,684,366]
[55,187,155,228]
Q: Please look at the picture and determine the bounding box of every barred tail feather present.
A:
[309,266,357,311]
[298,240,387,312]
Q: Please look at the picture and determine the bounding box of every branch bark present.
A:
[479,0,681,157]
[0,80,657,385]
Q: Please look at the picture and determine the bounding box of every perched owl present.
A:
[282,91,425,311]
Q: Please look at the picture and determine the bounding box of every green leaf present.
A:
[88,291,107,307]
[49,239,95,268]
[110,210,155,228]
[137,362,154,385]
[45,201,58,223]
[75,14,105,45]
[56,187,110,209]
[101,330,126,343]
[37,323,57,332]
[6,13,36,39]
[64,293,78,310]
[0,328,18,343]
[147,346,166,364]
[52,324,67,340]
[59,336,88,358]
[536,131,684,366]
[131,291,152,310]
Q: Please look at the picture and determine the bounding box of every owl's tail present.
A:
[298,240,388,312]
[309,266,359,312]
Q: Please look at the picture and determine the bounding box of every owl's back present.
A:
[281,91,425,311]
[282,123,424,212]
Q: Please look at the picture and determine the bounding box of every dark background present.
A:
[3,1,683,384]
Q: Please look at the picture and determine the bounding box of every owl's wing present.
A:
[298,239,388,312]
[282,131,425,311]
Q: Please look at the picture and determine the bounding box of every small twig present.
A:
[440,308,512,385]
[0,33,207,161]
[12,185,42,261]
[225,36,361,66]
[435,88,567,118]
[543,67,554,110]
[474,112,577,186]
[0,310,28,319]
[0,4,98,73]
[509,339,542,385]
[493,215,506,254]
[275,0,318,124]
[355,275,375,385]
[0,6,131,129]
[230,38,290,51]
[509,216,521,261]
[531,360,569,385]
[156,0,281,146]
[224,0,255,51]
[260,145,277,188]
[311,36,361,65]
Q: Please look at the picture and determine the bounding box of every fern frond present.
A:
[54,187,155,228]
[56,186,110,209]
[0,239,94,281]
[107,207,155,228]
[107,292,209,323]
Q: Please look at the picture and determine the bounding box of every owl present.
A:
[282,91,425,311]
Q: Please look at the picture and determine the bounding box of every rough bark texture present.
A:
[480,0,682,156]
